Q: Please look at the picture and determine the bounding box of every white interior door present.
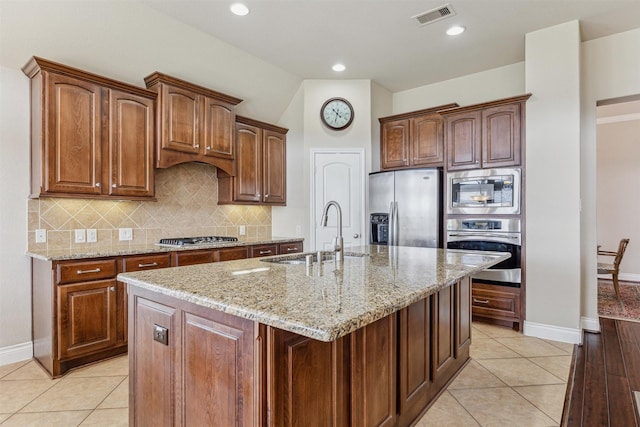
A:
[312,150,365,251]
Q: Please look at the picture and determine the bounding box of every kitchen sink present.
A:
[261,251,368,265]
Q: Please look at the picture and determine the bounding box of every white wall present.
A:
[524,22,582,338]
[392,62,525,114]
[273,80,374,247]
[0,66,31,364]
[581,28,640,321]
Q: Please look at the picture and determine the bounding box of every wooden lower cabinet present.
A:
[471,281,522,331]
[128,277,471,427]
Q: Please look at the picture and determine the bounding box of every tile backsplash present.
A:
[28,163,272,251]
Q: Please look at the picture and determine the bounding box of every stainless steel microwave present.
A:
[446,168,521,215]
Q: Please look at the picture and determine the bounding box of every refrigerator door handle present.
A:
[388,201,394,246]
[393,201,400,246]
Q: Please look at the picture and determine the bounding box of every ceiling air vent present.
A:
[412,3,456,26]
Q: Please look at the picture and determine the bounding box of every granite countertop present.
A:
[26,236,304,261]
[118,245,509,342]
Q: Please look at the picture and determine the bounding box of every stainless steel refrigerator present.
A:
[369,169,442,248]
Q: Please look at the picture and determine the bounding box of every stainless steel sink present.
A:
[261,251,368,265]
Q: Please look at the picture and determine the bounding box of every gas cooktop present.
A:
[157,236,239,247]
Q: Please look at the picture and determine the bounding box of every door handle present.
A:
[353,233,359,238]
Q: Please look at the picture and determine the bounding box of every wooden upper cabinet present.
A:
[263,129,286,204]
[22,57,156,200]
[108,89,155,198]
[442,94,531,171]
[144,72,242,174]
[379,103,457,171]
[218,116,288,206]
[381,118,410,169]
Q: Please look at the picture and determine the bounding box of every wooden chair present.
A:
[597,238,630,299]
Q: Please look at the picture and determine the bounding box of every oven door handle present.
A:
[447,233,520,240]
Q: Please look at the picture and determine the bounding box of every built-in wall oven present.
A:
[446,218,521,287]
[447,168,521,215]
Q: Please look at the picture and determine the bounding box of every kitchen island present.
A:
[118,245,508,426]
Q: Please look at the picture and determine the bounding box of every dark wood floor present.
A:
[562,317,640,426]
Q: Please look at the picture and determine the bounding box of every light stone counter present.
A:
[26,236,303,261]
[118,245,508,341]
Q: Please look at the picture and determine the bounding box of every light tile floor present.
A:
[0,322,573,426]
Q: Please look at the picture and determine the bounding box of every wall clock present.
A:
[320,97,354,130]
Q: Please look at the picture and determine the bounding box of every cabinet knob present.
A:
[206,146,211,150]
[112,184,117,188]
[195,144,200,149]
[109,287,115,292]
[95,182,101,187]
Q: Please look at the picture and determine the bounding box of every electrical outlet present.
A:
[87,229,97,243]
[295,225,302,235]
[239,225,246,236]
[74,229,86,243]
[119,228,133,241]
[35,229,46,243]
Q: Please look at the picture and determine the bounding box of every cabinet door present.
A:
[351,314,397,427]
[381,119,410,170]
[235,123,262,202]
[45,73,103,195]
[432,285,455,381]
[262,130,286,204]
[216,246,248,262]
[411,114,444,167]
[161,85,200,154]
[445,111,481,171]
[202,97,234,159]
[398,298,432,426]
[58,279,117,359]
[108,89,155,198]
[482,102,522,168]
[267,328,349,426]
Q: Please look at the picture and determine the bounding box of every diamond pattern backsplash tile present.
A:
[28,163,272,251]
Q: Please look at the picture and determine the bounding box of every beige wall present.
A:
[596,101,640,280]
[581,28,640,322]
[525,21,582,335]
[27,163,272,253]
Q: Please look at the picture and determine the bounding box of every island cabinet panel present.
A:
[351,315,397,427]
[130,296,177,427]
[397,298,432,426]
[181,311,257,426]
[432,285,456,381]
[267,328,349,427]
[456,276,472,355]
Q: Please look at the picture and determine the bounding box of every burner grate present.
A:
[158,236,238,246]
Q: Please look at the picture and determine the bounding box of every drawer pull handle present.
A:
[138,262,159,268]
[286,247,298,252]
[77,268,101,274]
[259,250,272,255]
[473,298,490,304]
[109,287,115,292]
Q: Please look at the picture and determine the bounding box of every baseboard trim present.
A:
[0,341,33,366]
[581,316,601,333]
[523,320,582,344]
[598,273,640,283]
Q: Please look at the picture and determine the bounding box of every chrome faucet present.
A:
[321,200,343,262]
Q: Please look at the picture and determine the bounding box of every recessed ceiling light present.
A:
[446,25,465,36]
[230,3,250,16]
[332,63,346,72]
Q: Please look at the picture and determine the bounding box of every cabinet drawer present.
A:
[217,247,248,262]
[174,250,215,266]
[56,259,117,284]
[471,287,519,319]
[251,244,278,258]
[123,254,171,272]
[279,242,303,255]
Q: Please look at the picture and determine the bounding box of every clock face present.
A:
[321,98,354,130]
